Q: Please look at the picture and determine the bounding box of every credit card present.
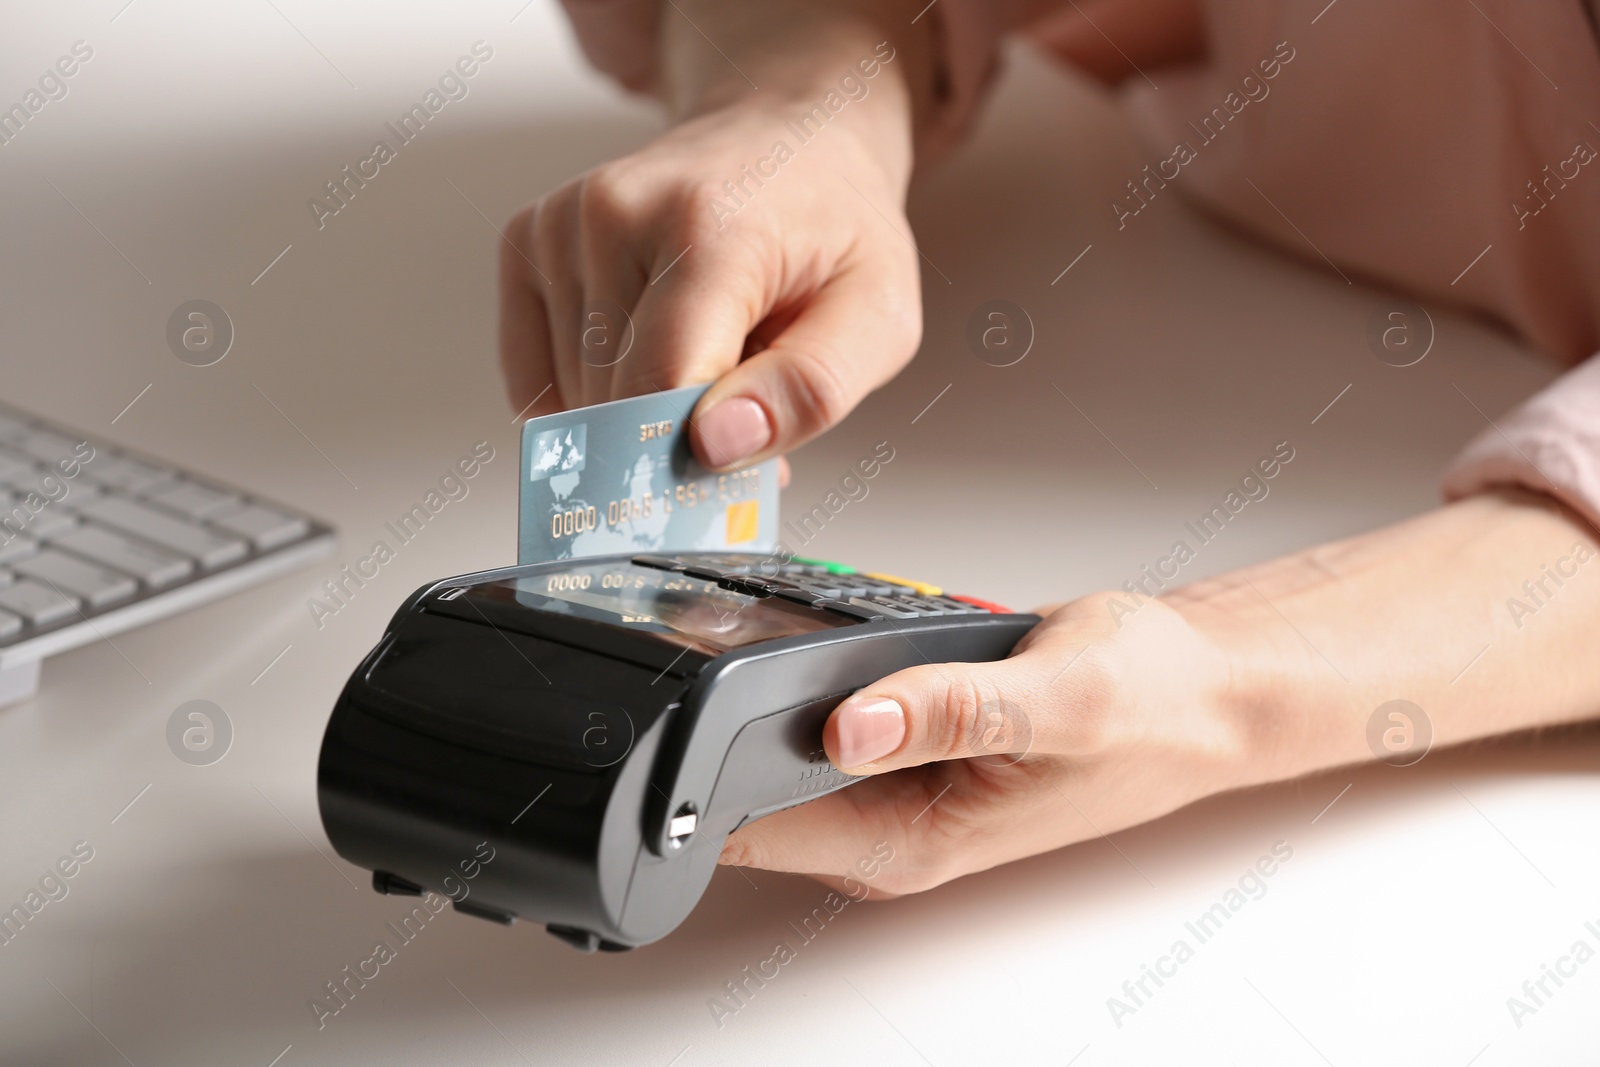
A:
[519,385,779,564]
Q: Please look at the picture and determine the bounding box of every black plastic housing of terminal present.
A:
[317,553,1037,951]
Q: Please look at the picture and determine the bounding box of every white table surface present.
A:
[2,3,1596,1064]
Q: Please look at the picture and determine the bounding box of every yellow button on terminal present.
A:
[863,572,943,596]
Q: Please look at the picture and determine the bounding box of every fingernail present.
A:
[835,697,905,769]
[695,397,771,466]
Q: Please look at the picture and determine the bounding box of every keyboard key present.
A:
[16,429,90,468]
[146,480,241,521]
[50,525,192,588]
[21,510,78,539]
[854,595,935,618]
[54,483,106,512]
[207,502,308,550]
[0,410,32,441]
[861,571,942,596]
[0,536,38,565]
[816,598,894,622]
[88,455,176,495]
[4,471,100,509]
[772,587,834,607]
[919,594,986,614]
[78,497,247,569]
[790,556,857,575]
[948,594,1011,614]
[0,449,33,482]
[856,578,916,596]
[0,469,39,496]
[0,608,19,639]
[0,578,79,626]
[769,575,872,599]
[14,549,137,608]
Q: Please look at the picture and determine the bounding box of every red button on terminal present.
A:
[949,594,1013,614]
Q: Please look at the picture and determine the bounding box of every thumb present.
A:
[689,257,920,470]
[823,655,1052,775]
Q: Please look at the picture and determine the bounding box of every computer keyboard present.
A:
[0,402,334,704]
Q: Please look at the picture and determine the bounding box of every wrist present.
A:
[1172,493,1600,788]
[664,63,918,202]
[1162,577,1327,788]
[659,0,932,181]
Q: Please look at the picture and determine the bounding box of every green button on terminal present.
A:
[791,556,857,575]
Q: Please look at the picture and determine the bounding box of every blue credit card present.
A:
[518,385,779,564]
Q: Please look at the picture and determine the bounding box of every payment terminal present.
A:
[316,552,1038,951]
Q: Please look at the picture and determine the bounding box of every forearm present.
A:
[1171,490,1600,782]
[658,0,935,181]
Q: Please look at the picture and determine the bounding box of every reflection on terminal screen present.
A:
[495,562,848,653]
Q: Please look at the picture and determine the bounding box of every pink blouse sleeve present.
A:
[1442,356,1600,534]
[556,0,1042,163]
